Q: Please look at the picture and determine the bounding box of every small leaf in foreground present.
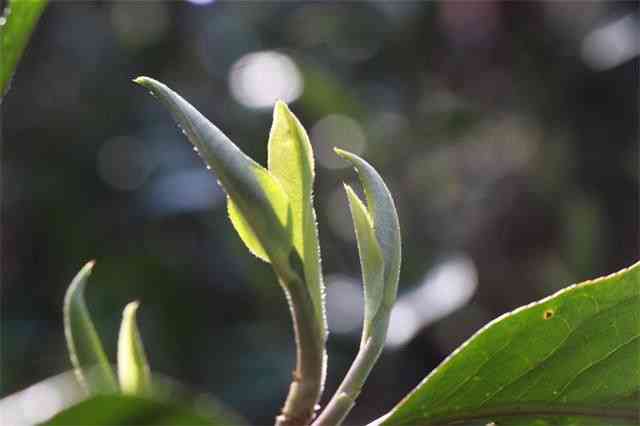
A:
[376,261,640,426]
[63,261,118,395]
[118,301,151,396]
[43,394,235,426]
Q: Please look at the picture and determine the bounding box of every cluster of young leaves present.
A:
[63,260,150,397]
[7,1,635,424]
[47,76,640,426]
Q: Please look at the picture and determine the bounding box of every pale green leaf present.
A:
[0,0,47,96]
[227,196,268,262]
[376,262,640,426]
[134,77,292,267]
[63,261,118,394]
[344,184,385,342]
[335,148,401,315]
[117,301,151,396]
[267,101,327,342]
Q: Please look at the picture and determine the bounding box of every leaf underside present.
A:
[134,77,292,266]
[379,262,640,426]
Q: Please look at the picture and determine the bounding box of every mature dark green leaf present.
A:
[63,261,118,395]
[0,0,47,96]
[43,394,237,426]
[375,262,640,426]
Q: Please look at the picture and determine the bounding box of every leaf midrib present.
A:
[413,403,639,426]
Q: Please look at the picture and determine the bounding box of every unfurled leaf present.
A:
[336,149,401,340]
[375,262,640,426]
[117,301,151,396]
[0,0,47,96]
[63,261,118,394]
[268,100,327,345]
[133,77,292,269]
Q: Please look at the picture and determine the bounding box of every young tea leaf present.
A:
[374,262,640,426]
[335,148,401,326]
[133,77,292,268]
[268,100,327,350]
[63,261,118,395]
[313,151,401,426]
[343,183,384,342]
[117,301,151,396]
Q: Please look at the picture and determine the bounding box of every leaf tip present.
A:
[123,300,140,318]
[274,99,289,111]
[333,147,348,157]
[132,76,150,86]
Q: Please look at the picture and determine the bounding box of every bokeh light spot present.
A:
[229,51,303,109]
[311,115,366,169]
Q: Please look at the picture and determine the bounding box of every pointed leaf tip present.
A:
[64,262,118,395]
[136,77,294,268]
[267,100,326,343]
[118,301,151,396]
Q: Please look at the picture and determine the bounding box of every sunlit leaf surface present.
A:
[377,262,640,426]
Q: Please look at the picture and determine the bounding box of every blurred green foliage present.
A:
[0,0,47,96]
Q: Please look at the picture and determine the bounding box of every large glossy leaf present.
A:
[375,262,640,426]
[118,301,151,396]
[63,261,118,395]
[0,0,47,96]
[134,77,292,268]
[268,100,327,345]
[43,394,239,426]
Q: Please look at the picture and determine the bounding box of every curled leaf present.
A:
[63,261,118,394]
[343,184,385,342]
[117,301,151,396]
[336,148,401,339]
[134,76,292,268]
[312,152,402,425]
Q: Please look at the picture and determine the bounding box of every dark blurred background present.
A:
[2,1,638,425]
